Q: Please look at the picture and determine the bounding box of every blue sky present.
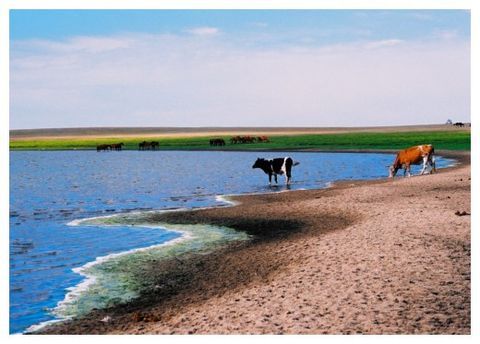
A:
[11,10,470,44]
[10,10,471,129]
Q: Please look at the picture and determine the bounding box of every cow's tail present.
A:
[293,161,300,166]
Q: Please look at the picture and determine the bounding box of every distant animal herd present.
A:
[209,135,270,146]
[230,135,270,144]
[139,141,160,150]
[96,143,124,151]
[445,119,469,127]
[96,141,161,151]
[96,135,271,151]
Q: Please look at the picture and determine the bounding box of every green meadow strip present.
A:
[10,131,470,151]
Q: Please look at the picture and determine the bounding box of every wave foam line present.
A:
[215,195,240,206]
[58,228,190,308]
[30,213,250,333]
[26,318,67,334]
[67,207,191,227]
[28,226,190,334]
[216,187,299,206]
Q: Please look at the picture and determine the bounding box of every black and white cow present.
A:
[252,157,299,185]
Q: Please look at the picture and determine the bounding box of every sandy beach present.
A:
[38,151,470,335]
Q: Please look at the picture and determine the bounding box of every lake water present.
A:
[9,150,455,333]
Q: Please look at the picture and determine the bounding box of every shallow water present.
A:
[9,150,454,333]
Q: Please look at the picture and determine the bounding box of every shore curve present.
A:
[37,151,470,334]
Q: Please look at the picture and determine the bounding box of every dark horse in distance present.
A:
[96,144,111,152]
[139,141,159,150]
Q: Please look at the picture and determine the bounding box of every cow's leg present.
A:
[274,174,278,184]
[406,164,411,177]
[285,158,292,184]
[431,156,436,173]
[420,156,428,175]
[268,173,272,185]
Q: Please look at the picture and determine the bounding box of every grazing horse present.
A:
[111,143,124,151]
[139,141,159,150]
[96,144,111,152]
[230,136,241,144]
[389,144,436,178]
[139,141,151,150]
[252,157,299,185]
[256,136,270,143]
[230,135,256,144]
[241,136,256,144]
[210,138,226,146]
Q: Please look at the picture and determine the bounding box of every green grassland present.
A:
[10,131,470,151]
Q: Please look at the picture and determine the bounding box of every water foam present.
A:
[54,226,189,317]
[30,209,250,333]
[27,223,189,333]
[215,194,240,206]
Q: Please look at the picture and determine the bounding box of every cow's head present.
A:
[252,158,264,169]
[388,164,400,178]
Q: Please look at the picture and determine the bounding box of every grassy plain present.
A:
[10,130,470,151]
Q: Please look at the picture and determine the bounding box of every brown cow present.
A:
[389,144,436,178]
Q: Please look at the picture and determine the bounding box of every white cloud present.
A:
[365,39,404,49]
[410,13,434,21]
[435,29,459,41]
[250,22,268,28]
[15,36,134,54]
[186,27,220,36]
[10,34,470,129]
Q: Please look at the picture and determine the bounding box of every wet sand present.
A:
[38,151,470,335]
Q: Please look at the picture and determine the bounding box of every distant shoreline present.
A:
[9,125,471,151]
[10,124,470,141]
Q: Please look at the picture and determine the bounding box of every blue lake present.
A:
[9,150,454,333]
